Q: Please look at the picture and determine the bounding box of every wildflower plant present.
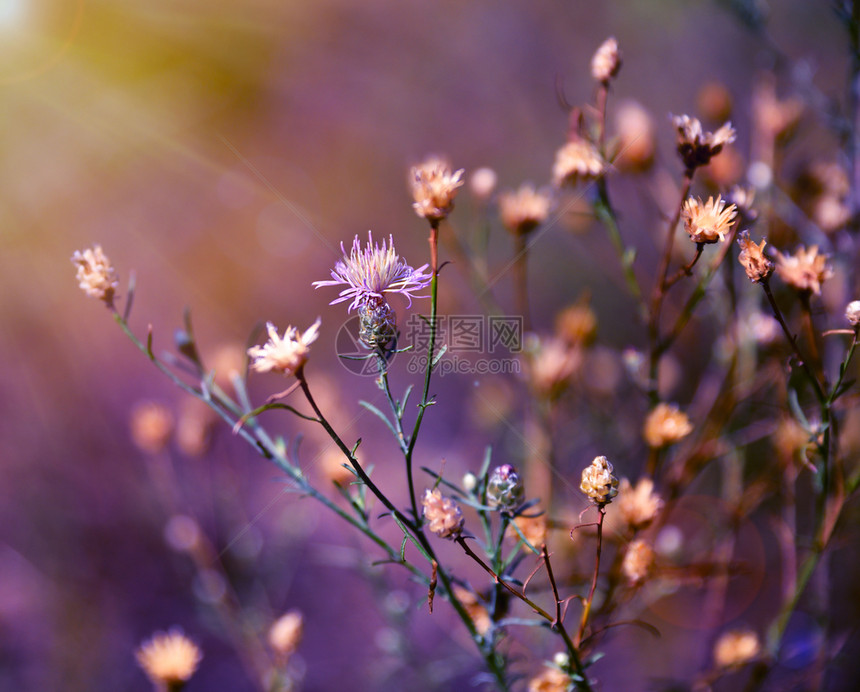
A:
[72,13,860,692]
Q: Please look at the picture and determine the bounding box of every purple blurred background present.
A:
[0,1,852,690]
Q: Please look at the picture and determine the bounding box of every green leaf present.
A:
[359,400,399,439]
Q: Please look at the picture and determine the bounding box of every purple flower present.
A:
[313,231,432,311]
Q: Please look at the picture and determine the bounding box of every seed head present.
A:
[410,156,465,222]
[580,455,619,505]
[617,477,663,530]
[469,167,498,201]
[774,245,834,296]
[737,231,774,283]
[681,195,738,244]
[130,401,174,455]
[591,36,622,83]
[268,610,303,660]
[422,488,465,539]
[614,100,656,172]
[247,319,321,377]
[552,138,605,187]
[498,184,552,235]
[846,300,860,326]
[453,587,491,635]
[672,114,736,170]
[643,403,693,448]
[714,629,760,668]
[71,245,119,305]
[622,538,655,584]
[136,629,202,689]
[527,665,572,692]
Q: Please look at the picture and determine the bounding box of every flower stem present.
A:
[576,506,605,647]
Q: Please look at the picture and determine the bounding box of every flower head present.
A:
[614,100,656,172]
[681,195,738,244]
[469,167,498,201]
[591,36,622,83]
[422,488,465,538]
[453,587,492,635]
[714,629,760,668]
[410,156,465,222]
[498,184,552,235]
[617,477,663,530]
[522,334,582,400]
[313,231,432,312]
[737,231,774,283]
[552,139,605,186]
[580,455,619,505]
[130,401,174,455]
[71,245,119,304]
[846,300,860,327]
[643,403,693,448]
[136,629,202,688]
[672,114,736,169]
[774,245,833,296]
[622,538,655,584]
[528,665,572,692]
[268,610,303,660]
[486,464,525,509]
[247,319,320,377]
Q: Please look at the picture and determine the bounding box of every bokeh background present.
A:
[0,1,853,690]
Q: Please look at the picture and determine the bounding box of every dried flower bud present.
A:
[498,184,552,235]
[130,401,174,455]
[580,456,619,505]
[672,114,736,170]
[643,403,693,448]
[71,245,119,305]
[487,464,525,509]
[737,231,774,283]
[528,665,572,692]
[453,587,491,635]
[508,511,548,551]
[727,185,757,220]
[617,477,663,530]
[422,488,465,538]
[846,301,860,326]
[358,297,397,349]
[268,610,303,659]
[774,245,833,296]
[613,100,656,172]
[714,629,760,668]
[681,195,738,244]
[696,81,733,123]
[555,298,597,347]
[552,138,605,187]
[591,37,621,83]
[522,334,582,400]
[136,629,202,688]
[410,156,465,222]
[622,538,655,584]
[469,167,497,201]
[247,319,321,377]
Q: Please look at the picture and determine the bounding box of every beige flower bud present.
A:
[469,167,497,201]
[591,37,621,83]
[580,456,619,505]
[71,245,119,305]
[737,231,774,283]
[643,403,693,448]
[617,477,663,530]
[552,139,605,187]
[453,587,491,635]
[410,156,465,222]
[681,195,738,244]
[774,245,833,296]
[622,538,655,584]
[714,629,760,668]
[499,184,552,235]
[846,301,860,326]
[130,401,174,455]
[136,629,202,687]
[528,666,572,692]
[268,610,303,659]
[613,100,656,172]
[422,488,465,538]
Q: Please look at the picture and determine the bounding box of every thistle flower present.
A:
[268,610,304,660]
[498,184,552,235]
[247,319,321,377]
[591,36,621,83]
[71,245,119,305]
[313,231,432,312]
[643,403,693,448]
[552,138,605,186]
[136,629,202,690]
[422,488,465,538]
[774,245,833,296]
[681,195,738,244]
[580,455,619,505]
[672,114,736,170]
[714,629,760,668]
[617,477,663,530]
[486,464,525,509]
[410,156,465,222]
[358,298,397,349]
[846,300,860,326]
[737,231,774,283]
[622,538,655,584]
[130,401,174,455]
